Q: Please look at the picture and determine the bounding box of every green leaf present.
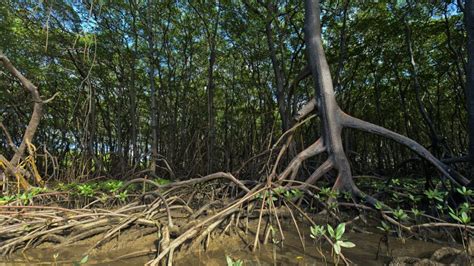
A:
[327,224,335,238]
[333,241,341,255]
[335,223,346,240]
[339,241,355,248]
[449,211,462,223]
[461,212,470,224]
[80,255,89,264]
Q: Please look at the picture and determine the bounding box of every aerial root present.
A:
[278,138,325,182]
[0,174,251,258]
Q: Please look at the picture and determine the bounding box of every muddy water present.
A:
[0,225,457,265]
[176,231,447,266]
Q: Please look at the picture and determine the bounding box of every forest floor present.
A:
[0,202,471,265]
[0,176,473,265]
[0,216,465,266]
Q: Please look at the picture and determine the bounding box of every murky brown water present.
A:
[0,223,461,265]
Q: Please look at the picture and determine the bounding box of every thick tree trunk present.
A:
[304,0,356,192]
[280,0,469,197]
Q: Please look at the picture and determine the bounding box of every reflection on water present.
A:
[0,225,455,265]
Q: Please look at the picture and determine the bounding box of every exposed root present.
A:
[341,112,469,186]
[278,138,325,181]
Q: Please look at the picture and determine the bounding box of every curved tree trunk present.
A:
[0,54,47,189]
[304,0,356,192]
[280,0,469,196]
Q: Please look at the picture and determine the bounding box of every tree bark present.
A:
[147,5,159,175]
[304,0,356,192]
[0,54,46,189]
[282,0,470,197]
[465,0,474,180]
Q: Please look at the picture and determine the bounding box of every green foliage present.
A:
[456,187,474,197]
[77,184,94,197]
[424,189,446,203]
[0,0,469,193]
[411,208,424,217]
[377,221,391,233]
[448,205,471,225]
[374,201,383,210]
[310,225,326,240]
[154,178,171,185]
[0,195,15,205]
[73,255,89,266]
[116,190,128,202]
[327,223,355,255]
[393,208,408,221]
[103,180,123,193]
[284,189,303,200]
[225,255,243,266]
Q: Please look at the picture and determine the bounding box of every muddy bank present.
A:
[0,221,466,266]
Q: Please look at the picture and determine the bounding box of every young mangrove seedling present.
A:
[225,255,243,266]
[327,223,355,265]
[310,224,327,263]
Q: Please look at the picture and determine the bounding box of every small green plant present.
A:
[319,187,338,200]
[17,192,33,205]
[0,194,15,205]
[73,255,89,266]
[310,225,326,240]
[310,225,327,262]
[77,184,94,197]
[408,193,420,204]
[374,201,383,210]
[376,221,391,258]
[272,186,286,195]
[154,177,172,185]
[377,221,391,233]
[327,223,355,264]
[393,208,408,221]
[225,255,243,266]
[104,180,123,193]
[456,186,474,197]
[411,208,424,224]
[390,178,401,186]
[116,190,128,202]
[448,204,472,255]
[424,189,445,203]
[393,208,408,241]
[268,225,279,244]
[52,253,59,266]
[255,190,277,204]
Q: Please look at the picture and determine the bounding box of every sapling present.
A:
[327,223,355,264]
[310,224,327,262]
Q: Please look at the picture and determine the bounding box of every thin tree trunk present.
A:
[207,38,217,174]
[130,2,139,166]
[404,21,446,156]
[465,0,474,180]
[0,54,47,189]
[147,6,158,175]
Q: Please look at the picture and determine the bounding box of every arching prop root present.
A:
[272,104,470,201]
[263,0,471,206]
[0,172,250,257]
